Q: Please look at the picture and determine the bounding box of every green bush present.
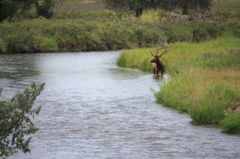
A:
[192,21,223,42]
[36,0,55,18]
[221,113,240,134]
[38,37,58,52]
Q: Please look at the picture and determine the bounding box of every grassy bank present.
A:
[0,0,240,53]
[117,37,240,133]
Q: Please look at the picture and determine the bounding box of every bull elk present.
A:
[150,45,173,76]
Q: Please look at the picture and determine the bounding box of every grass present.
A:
[221,112,240,134]
[117,37,240,133]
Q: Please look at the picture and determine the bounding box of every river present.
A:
[0,51,240,159]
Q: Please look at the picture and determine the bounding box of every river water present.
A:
[0,51,240,159]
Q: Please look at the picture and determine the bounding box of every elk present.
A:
[150,45,172,76]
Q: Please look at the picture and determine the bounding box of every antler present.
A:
[150,44,173,57]
[158,45,173,57]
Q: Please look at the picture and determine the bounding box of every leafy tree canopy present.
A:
[170,0,213,15]
[0,82,45,157]
[103,0,161,17]
[0,0,37,22]
[103,0,213,17]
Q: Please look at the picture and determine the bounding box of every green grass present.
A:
[221,112,240,134]
[117,37,240,132]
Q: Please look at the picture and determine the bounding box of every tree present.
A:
[103,0,213,17]
[168,0,212,15]
[0,0,37,22]
[103,0,161,17]
[0,82,45,157]
[35,0,55,18]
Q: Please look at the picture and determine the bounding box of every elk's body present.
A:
[150,45,172,76]
[151,58,164,76]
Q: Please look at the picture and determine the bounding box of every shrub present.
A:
[221,113,240,134]
[192,21,223,42]
[38,37,58,52]
[35,0,55,18]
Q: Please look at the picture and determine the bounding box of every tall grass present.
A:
[117,37,240,132]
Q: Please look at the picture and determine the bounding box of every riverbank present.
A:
[117,37,240,133]
[0,0,240,53]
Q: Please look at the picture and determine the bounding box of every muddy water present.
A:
[0,52,239,159]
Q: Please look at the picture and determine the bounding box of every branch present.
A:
[53,0,68,17]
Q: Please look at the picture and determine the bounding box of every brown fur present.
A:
[150,45,172,76]
[151,57,164,76]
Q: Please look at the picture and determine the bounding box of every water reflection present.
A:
[0,52,239,159]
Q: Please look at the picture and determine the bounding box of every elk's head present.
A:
[150,45,173,76]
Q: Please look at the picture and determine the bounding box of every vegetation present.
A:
[0,0,240,53]
[221,112,240,134]
[0,0,36,22]
[0,82,45,157]
[117,37,240,133]
[0,0,57,22]
[35,0,56,18]
[103,0,213,17]
[1,0,240,133]
[115,0,240,133]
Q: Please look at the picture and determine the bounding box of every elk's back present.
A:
[151,58,164,70]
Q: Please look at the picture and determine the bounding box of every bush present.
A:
[192,21,224,42]
[221,113,240,134]
[38,37,58,52]
[36,0,55,18]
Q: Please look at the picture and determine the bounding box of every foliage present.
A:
[0,38,6,53]
[212,0,240,20]
[154,74,196,112]
[0,0,37,22]
[192,21,224,42]
[103,0,160,17]
[0,82,45,157]
[1,14,239,53]
[200,49,240,69]
[0,0,240,53]
[117,48,159,72]
[172,0,213,15]
[35,0,55,18]
[117,37,240,132]
[221,113,240,134]
[103,0,213,17]
[189,82,240,124]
